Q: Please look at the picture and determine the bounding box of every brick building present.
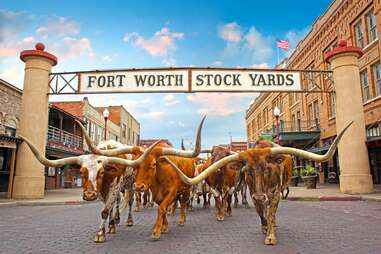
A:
[245,0,381,184]
[0,79,88,195]
[96,106,140,145]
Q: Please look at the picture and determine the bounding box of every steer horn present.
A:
[181,138,186,150]
[19,135,81,167]
[99,140,161,167]
[170,121,353,185]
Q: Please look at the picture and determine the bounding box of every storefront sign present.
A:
[78,68,301,93]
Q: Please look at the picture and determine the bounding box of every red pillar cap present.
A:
[325,39,363,63]
[20,43,58,66]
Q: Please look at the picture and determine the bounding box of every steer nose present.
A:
[253,194,267,202]
[83,191,97,201]
[133,183,147,191]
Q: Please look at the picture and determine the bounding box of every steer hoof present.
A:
[216,215,225,221]
[226,211,232,217]
[265,235,277,245]
[151,232,161,241]
[233,203,238,208]
[261,225,268,235]
[134,207,141,212]
[94,232,106,243]
[178,221,185,227]
[161,225,169,233]
[244,203,250,209]
[126,218,134,227]
[108,225,116,234]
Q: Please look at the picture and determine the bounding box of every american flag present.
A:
[277,39,289,50]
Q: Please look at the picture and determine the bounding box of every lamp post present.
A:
[273,106,280,145]
[103,108,109,140]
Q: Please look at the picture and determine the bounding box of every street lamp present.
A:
[103,108,110,140]
[273,106,280,144]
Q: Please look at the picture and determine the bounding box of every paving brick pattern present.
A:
[0,200,380,254]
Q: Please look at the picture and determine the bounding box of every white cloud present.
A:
[244,27,273,63]
[123,27,184,56]
[187,93,257,116]
[284,27,310,56]
[250,63,270,69]
[163,94,179,106]
[52,37,94,60]
[141,111,164,120]
[162,58,176,67]
[212,60,223,66]
[218,22,242,43]
[102,55,111,62]
[36,17,80,36]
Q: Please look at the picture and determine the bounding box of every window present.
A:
[313,100,319,125]
[257,113,261,130]
[360,70,371,102]
[122,124,127,138]
[355,21,365,48]
[366,11,378,43]
[306,64,315,90]
[308,104,313,126]
[373,62,381,96]
[296,111,301,131]
[329,93,336,118]
[291,114,296,130]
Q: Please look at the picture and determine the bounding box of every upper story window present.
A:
[313,100,319,125]
[373,62,381,96]
[360,70,371,102]
[329,93,336,118]
[355,21,365,48]
[122,123,127,138]
[366,11,378,43]
[306,63,315,90]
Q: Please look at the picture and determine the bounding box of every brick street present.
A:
[0,200,380,254]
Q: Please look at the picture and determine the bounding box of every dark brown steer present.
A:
[168,122,352,245]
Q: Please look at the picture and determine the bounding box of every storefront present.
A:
[0,135,22,198]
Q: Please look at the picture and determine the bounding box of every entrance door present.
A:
[0,148,11,194]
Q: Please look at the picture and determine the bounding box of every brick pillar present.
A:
[325,40,373,194]
[12,43,57,199]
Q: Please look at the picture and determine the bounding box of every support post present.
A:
[325,40,373,194]
[12,43,57,199]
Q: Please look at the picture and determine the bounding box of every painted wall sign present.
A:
[77,68,301,93]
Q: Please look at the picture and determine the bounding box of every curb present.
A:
[0,200,97,207]
[286,196,381,202]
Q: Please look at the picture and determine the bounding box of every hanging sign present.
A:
[78,68,301,93]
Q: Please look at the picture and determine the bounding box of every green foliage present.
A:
[292,168,299,177]
[300,164,317,176]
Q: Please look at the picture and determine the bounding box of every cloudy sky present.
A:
[0,0,332,149]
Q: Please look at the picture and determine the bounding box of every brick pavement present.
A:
[0,200,380,254]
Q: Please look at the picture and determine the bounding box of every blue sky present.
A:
[0,0,332,149]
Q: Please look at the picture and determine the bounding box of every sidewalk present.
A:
[288,184,381,202]
[0,188,89,207]
[1,184,380,207]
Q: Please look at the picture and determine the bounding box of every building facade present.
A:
[246,0,381,184]
[0,79,88,195]
[96,106,140,145]
[0,79,22,197]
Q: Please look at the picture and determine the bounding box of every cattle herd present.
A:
[20,117,352,246]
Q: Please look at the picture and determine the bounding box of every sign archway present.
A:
[12,42,373,199]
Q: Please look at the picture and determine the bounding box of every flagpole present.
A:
[277,45,280,65]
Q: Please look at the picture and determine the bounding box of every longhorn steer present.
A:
[200,146,244,221]
[20,135,157,243]
[167,122,352,245]
[87,116,206,240]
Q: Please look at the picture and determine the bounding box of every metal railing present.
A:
[47,125,83,148]
[264,119,320,134]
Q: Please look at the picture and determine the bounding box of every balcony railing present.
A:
[264,119,320,134]
[47,125,83,149]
